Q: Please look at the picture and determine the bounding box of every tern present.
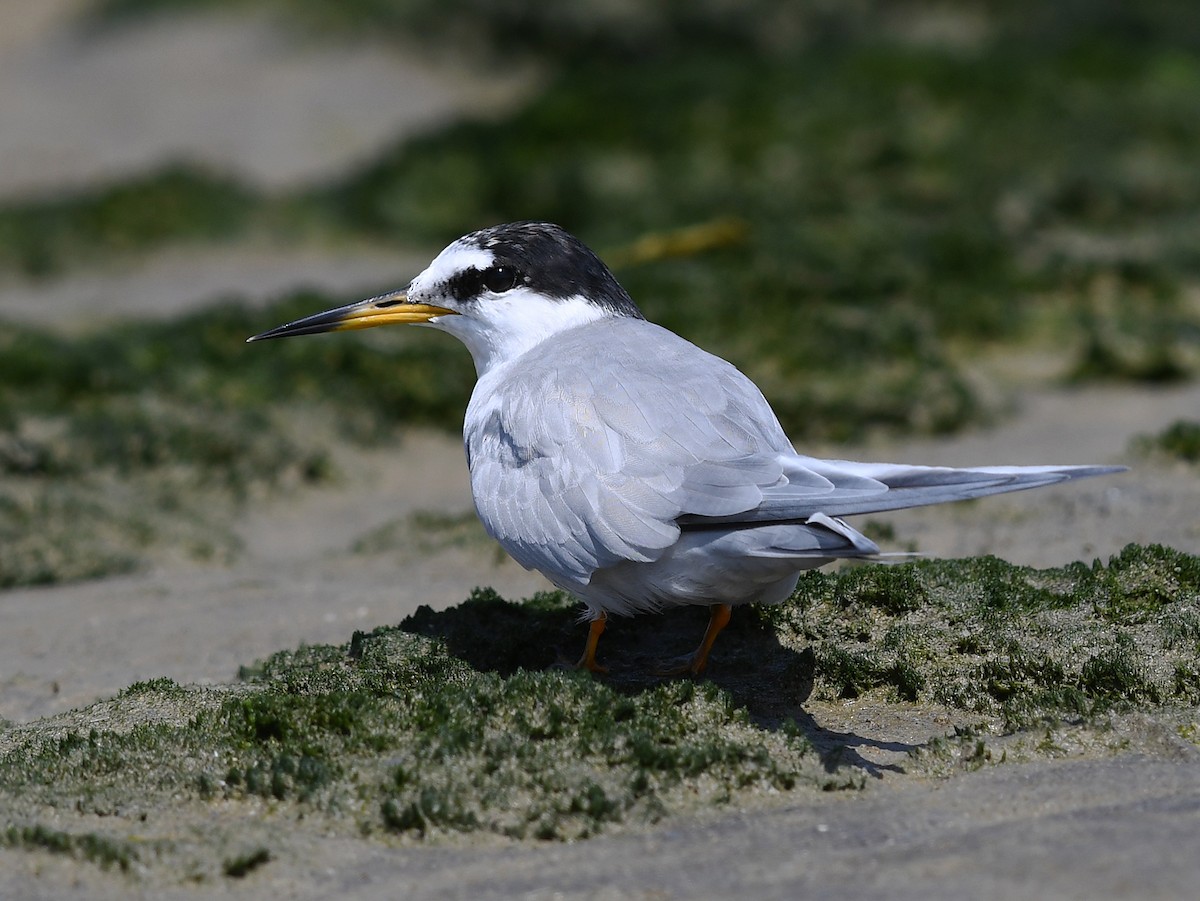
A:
[249,221,1123,675]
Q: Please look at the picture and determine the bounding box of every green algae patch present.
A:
[1134,419,1200,464]
[764,544,1200,729]
[0,165,269,279]
[2,824,141,872]
[222,846,271,878]
[0,610,838,879]
[224,618,834,841]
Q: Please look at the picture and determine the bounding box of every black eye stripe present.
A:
[446,264,524,301]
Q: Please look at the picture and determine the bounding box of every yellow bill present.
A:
[246,291,457,342]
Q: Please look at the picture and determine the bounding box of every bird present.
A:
[248,221,1124,676]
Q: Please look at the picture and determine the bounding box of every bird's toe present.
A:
[652,652,708,679]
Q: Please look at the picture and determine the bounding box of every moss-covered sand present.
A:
[1135,419,1200,463]
[2,545,1197,882]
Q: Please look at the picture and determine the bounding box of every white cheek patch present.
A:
[409,242,495,297]
[431,290,609,376]
[473,291,608,350]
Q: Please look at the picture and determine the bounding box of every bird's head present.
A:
[247,222,644,374]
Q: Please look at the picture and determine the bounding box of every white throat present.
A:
[430,291,611,376]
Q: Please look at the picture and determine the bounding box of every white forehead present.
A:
[410,240,495,294]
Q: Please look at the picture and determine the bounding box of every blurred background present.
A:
[1,0,1198,596]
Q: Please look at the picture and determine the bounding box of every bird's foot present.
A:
[653,603,731,677]
[566,614,608,674]
[575,654,609,675]
[652,652,708,679]
[550,649,608,674]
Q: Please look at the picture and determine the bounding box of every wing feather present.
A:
[465,318,791,582]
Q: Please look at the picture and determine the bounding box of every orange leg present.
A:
[656,603,733,677]
[688,603,732,675]
[576,612,609,673]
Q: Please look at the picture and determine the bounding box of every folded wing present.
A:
[678,459,1124,526]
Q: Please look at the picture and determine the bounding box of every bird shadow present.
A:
[398,590,915,779]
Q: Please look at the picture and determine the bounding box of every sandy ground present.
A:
[2,5,1199,899]
[2,733,1198,900]
[0,0,529,197]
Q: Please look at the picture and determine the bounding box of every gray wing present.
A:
[677,458,1125,526]
[465,318,813,585]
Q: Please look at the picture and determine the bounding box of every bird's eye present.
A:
[481,265,521,294]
